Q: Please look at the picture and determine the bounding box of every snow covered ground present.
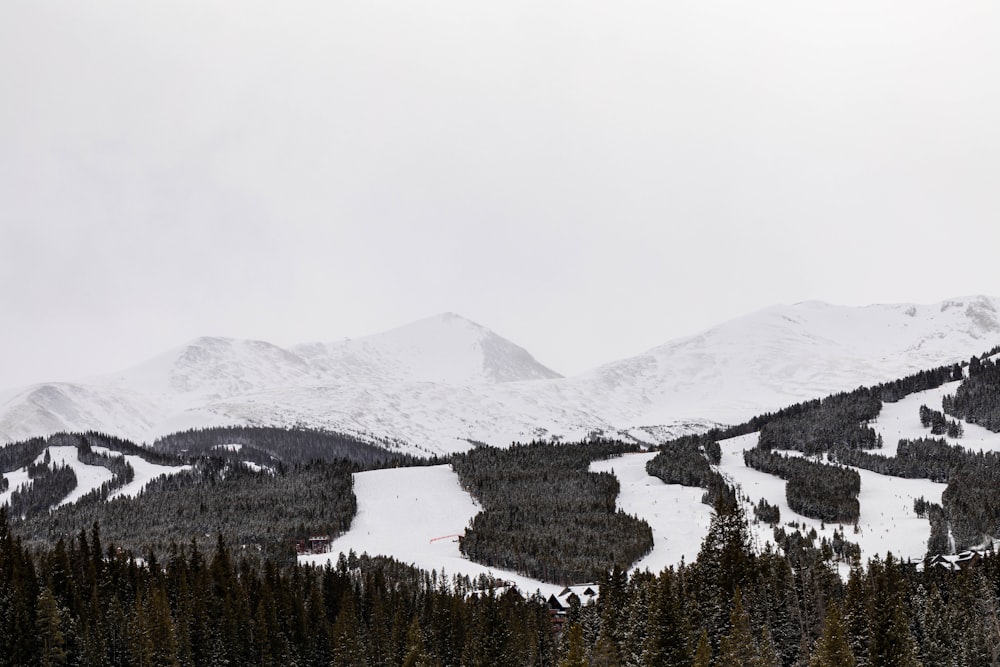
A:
[90,445,191,500]
[0,467,30,508]
[872,380,1000,455]
[45,445,116,507]
[299,464,563,597]
[0,444,190,513]
[301,378,1000,588]
[590,453,712,572]
[716,433,946,570]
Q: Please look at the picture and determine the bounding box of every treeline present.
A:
[0,514,558,667]
[9,493,1000,664]
[944,354,1000,432]
[7,461,77,518]
[73,431,181,466]
[645,435,734,508]
[152,425,436,467]
[943,461,1000,552]
[756,390,882,454]
[831,437,1000,552]
[2,434,151,521]
[831,437,963,483]
[739,363,960,446]
[0,436,47,473]
[918,405,964,438]
[452,440,653,585]
[566,502,999,667]
[742,449,860,523]
[17,458,357,561]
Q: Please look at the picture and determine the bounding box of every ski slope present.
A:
[298,464,563,597]
[0,444,190,514]
[590,453,713,572]
[90,445,191,500]
[301,377,1000,587]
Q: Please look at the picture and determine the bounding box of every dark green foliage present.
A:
[918,404,963,437]
[809,603,856,667]
[743,448,860,523]
[753,498,781,525]
[756,389,882,455]
[645,435,734,507]
[453,440,652,585]
[0,511,558,666]
[942,461,1000,551]
[832,437,1000,552]
[944,355,1000,432]
[831,437,965,483]
[8,463,77,518]
[72,431,181,466]
[0,436,47,473]
[6,483,1000,665]
[18,459,357,561]
[152,425,434,467]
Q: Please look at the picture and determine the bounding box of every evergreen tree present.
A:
[691,629,712,667]
[37,586,68,667]
[810,603,856,667]
[402,615,434,667]
[716,588,759,667]
[559,622,588,667]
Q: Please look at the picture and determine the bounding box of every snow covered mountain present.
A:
[576,295,1000,427]
[1,297,998,455]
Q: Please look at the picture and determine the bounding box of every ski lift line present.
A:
[429,534,462,544]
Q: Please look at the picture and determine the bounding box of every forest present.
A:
[742,448,860,523]
[944,353,1000,432]
[452,440,654,585]
[644,435,733,508]
[6,498,1000,666]
[17,458,358,562]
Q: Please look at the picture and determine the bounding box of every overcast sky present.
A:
[1,0,998,388]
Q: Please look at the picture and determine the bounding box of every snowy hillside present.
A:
[312,378,1000,586]
[578,295,1000,427]
[293,312,563,385]
[1,297,999,456]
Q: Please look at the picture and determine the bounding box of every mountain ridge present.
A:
[2,296,999,455]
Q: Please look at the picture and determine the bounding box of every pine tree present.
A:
[559,622,588,667]
[402,615,434,667]
[691,630,712,667]
[810,603,856,667]
[642,569,689,666]
[37,586,68,667]
[716,588,759,667]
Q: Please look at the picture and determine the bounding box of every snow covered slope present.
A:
[1,297,998,456]
[577,295,1000,427]
[294,312,563,385]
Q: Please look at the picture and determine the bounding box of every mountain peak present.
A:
[296,313,562,385]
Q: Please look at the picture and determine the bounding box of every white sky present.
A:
[1,0,998,389]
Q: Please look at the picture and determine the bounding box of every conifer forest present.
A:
[4,351,1000,664]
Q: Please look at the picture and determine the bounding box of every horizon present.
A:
[4,292,998,392]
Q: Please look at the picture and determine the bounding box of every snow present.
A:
[873,380,1000,455]
[299,464,563,597]
[90,445,191,500]
[1,296,998,457]
[589,377,999,575]
[0,444,190,512]
[590,453,713,571]
[0,467,30,508]
[715,431,948,571]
